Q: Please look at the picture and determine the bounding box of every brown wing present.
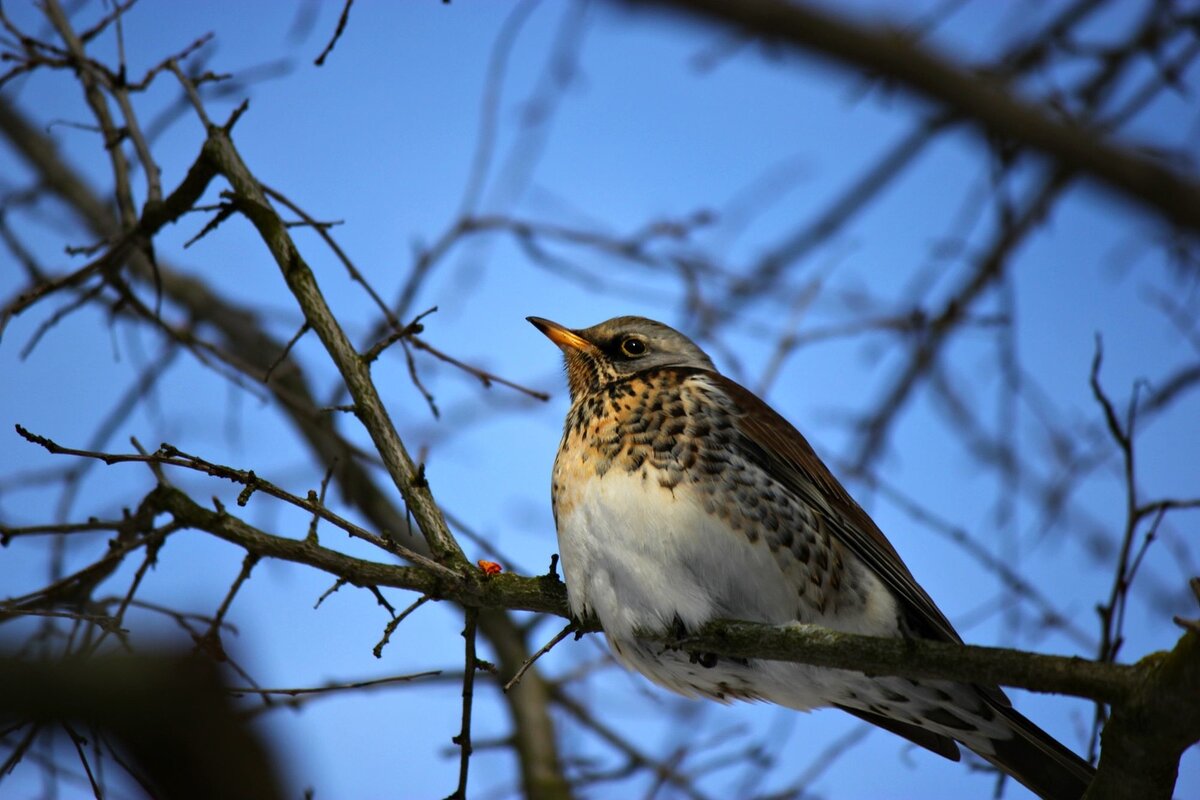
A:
[709,373,963,646]
[704,374,1096,790]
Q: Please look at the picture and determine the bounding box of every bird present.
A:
[529,314,1095,800]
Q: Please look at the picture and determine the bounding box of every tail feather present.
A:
[836,703,961,762]
[976,701,1095,800]
[835,687,1094,800]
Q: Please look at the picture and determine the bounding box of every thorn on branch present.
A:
[305,490,322,544]
[1089,334,1129,449]
[64,237,114,258]
[304,462,337,544]
[367,586,396,617]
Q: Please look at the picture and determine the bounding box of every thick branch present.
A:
[640,0,1200,232]
[0,95,569,800]
[146,483,1160,706]
[1085,632,1200,800]
[198,127,465,565]
[149,484,566,616]
[667,620,1135,704]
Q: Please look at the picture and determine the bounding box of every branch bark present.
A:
[1085,632,1200,800]
[0,94,573,800]
[197,124,466,567]
[143,482,1185,708]
[145,480,1199,799]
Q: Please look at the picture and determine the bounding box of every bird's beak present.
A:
[527,316,595,353]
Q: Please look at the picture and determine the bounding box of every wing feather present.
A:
[709,373,963,646]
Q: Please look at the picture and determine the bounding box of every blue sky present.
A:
[1,1,1198,798]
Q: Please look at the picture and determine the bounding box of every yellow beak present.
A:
[527,317,595,353]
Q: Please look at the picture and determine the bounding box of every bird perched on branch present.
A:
[529,314,1094,800]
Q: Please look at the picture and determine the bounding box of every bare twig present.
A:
[13,426,456,579]
[448,607,480,800]
[373,595,432,658]
[314,0,356,67]
[410,335,550,401]
[196,553,260,661]
[263,321,310,383]
[230,670,440,699]
[504,621,575,692]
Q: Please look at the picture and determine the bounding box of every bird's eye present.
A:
[620,337,647,357]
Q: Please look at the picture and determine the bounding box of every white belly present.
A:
[556,470,799,640]
[554,469,910,711]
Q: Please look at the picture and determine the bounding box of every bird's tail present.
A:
[977,702,1095,800]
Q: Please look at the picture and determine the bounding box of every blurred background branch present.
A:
[1,0,1197,798]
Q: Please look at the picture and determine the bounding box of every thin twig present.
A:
[410,335,550,401]
[361,307,436,364]
[314,0,355,66]
[229,670,440,699]
[448,608,480,800]
[13,426,458,579]
[504,621,575,692]
[305,462,337,544]
[197,553,260,660]
[263,321,310,383]
[262,184,396,326]
[373,595,432,658]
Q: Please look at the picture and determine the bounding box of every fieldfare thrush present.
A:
[530,315,1094,800]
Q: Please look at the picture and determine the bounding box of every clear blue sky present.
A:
[1,1,1197,798]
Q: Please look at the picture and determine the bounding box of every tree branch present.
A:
[0,94,571,800]
[146,476,1200,800]
[0,653,286,800]
[141,482,1181,708]
[1086,629,1200,800]
[638,0,1200,232]
[197,123,467,566]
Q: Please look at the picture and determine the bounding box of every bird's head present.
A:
[528,315,716,400]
